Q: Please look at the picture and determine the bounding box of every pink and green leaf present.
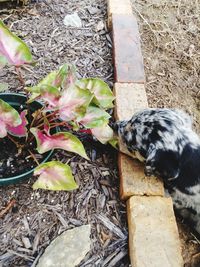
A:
[0,99,21,138]
[33,161,78,191]
[0,120,7,138]
[58,85,93,121]
[77,105,110,128]
[7,110,28,137]
[0,20,32,66]
[40,85,61,107]
[91,124,114,144]
[26,70,59,102]
[30,127,89,160]
[52,65,67,88]
[27,65,75,103]
[54,64,76,89]
[76,78,115,109]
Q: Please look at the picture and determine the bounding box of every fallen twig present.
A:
[0,199,16,218]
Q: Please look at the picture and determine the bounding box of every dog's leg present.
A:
[145,145,180,180]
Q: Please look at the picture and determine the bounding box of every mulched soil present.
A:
[0,1,129,266]
[132,0,200,265]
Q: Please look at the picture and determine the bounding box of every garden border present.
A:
[107,0,183,266]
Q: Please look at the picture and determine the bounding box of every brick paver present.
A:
[112,14,145,83]
[127,196,183,267]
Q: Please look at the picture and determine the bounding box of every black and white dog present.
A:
[113,108,200,234]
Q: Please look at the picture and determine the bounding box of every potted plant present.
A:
[0,20,116,190]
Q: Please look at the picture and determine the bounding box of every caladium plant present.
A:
[0,19,117,191]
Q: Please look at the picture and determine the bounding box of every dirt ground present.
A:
[132,0,200,131]
[0,1,129,266]
[132,0,200,265]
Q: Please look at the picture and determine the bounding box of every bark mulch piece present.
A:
[0,1,129,266]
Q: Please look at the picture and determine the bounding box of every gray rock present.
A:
[36,224,91,267]
[96,21,104,32]
[87,7,100,15]
[63,13,82,28]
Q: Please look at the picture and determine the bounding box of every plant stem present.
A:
[37,110,59,124]
[28,149,40,166]
[49,121,67,128]
[7,134,19,147]
[15,67,25,87]
[15,66,33,127]
[30,108,43,128]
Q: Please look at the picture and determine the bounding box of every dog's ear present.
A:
[144,144,156,176]
[145,146,180,180]
[109,120,126,134]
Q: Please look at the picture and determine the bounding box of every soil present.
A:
[0,136,40,178]
[132,0,200,265]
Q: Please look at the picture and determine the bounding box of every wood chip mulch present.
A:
[0,1,129,266]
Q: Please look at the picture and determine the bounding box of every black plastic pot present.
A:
[0,93,53,185]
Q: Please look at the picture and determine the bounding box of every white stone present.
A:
[96,21,104,31]
[63,13,82,28]
[37,224,91,267]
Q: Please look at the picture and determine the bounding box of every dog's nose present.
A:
[144,166,153,176]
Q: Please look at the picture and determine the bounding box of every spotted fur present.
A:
[113,108,200,235]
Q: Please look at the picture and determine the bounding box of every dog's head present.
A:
[111,108,196,181]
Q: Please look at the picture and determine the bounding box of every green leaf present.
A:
[36,70,58,88]
[69,120,80,131]
[91,124,114,144]
[76,78,115,109]
[109,137,118,149]
[0,20,32,66]
[77,105,111,128]
[33,161,78,191]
